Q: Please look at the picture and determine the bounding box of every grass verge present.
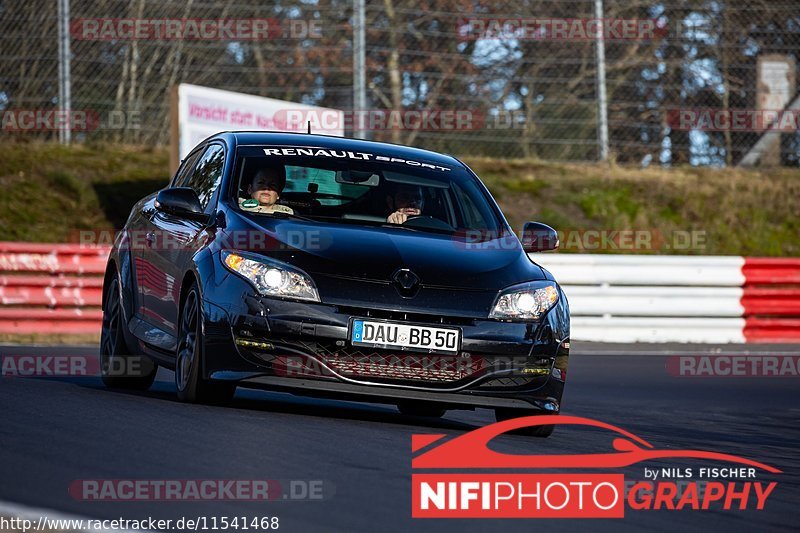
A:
[0,141,798,256]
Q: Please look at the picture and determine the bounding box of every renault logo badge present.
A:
[393,268,420,292]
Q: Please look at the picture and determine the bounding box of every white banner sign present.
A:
[171,83,344,171]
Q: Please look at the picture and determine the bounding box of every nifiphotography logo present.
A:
[411,416,780,518]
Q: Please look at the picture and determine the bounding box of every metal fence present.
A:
[2,0,800,165]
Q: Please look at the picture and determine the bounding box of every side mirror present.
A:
[521,222,559,253]
[156,187,206,220]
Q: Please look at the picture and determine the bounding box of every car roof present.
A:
[209,131,464,169]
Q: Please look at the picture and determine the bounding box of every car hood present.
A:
[232,214,545,290]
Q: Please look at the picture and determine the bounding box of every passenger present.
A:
[239,167,294,214]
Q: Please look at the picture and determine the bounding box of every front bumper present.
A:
[201,272,570,411]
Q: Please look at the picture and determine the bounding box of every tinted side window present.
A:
[172,149,203,188]
[185,144,225,211]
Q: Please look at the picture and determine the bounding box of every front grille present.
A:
[334,306,475,327]
[277,340,489,384]
[239,336,548,389]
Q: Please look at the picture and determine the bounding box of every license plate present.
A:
[351,319,461,354]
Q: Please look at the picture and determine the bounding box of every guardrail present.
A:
[0,242,797,343]
[0,243,108,335]
[530,254,800,343]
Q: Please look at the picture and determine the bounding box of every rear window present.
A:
[283,166,368,206]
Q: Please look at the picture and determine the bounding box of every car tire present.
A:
[397,401,447,418]
[175,283,236,404]
[100,275,157,390]
[494,408,556,438]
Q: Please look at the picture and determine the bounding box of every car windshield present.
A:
[232,145,504,235]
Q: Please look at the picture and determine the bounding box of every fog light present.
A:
[235,338,274,350]
[543,401,559,412]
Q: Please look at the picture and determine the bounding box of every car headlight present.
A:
[489,281,559,321]
[222,251,320,302]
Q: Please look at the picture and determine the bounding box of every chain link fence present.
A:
[1,0,800,165]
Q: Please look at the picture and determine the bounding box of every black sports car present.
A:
[101,132,569,436]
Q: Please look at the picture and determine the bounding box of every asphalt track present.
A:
[1,342,798,532]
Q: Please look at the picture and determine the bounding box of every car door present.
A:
[134,147,202,330]
[138,143,226,345]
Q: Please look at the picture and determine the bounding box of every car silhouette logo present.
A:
[412,415,781,472]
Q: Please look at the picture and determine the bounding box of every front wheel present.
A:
[494,409,556,438]
[175,283,236,404]
[100,275,157,390]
